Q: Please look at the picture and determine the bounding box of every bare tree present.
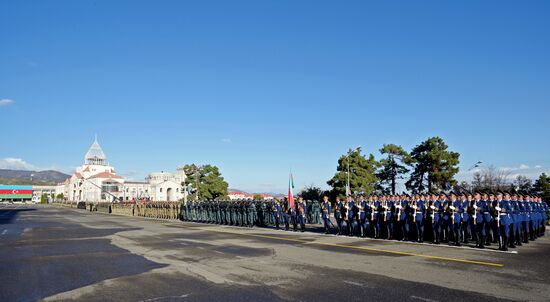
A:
[470,165,511,191]
[514,175,533,192]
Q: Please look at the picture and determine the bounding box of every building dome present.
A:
[85,136,107,165]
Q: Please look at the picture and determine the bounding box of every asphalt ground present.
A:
[1,204,549,302]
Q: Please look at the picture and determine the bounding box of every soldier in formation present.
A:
[175,192,547,252]
[315,191,547,251]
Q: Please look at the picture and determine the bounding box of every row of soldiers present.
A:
[321,191,548,251]
[133,202,180,219]
[180,199,323,229]
[177,192,548,251]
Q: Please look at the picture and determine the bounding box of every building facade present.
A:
[57,137,186,203]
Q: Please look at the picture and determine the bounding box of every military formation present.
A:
[323,191,548,251]
[131,202,180,219]
[179,191,548,251]
[180,198,322,231]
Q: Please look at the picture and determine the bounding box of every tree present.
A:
[471,172,484,191]
[327,147,379,199]
[298,185,325,201]
[470,165,511,191]
[406,137,460,193]
[56,193,64,200]
[454,181,471,193]
[514,175,533,192]
[533,173,550,203]
[182,164,229,200]
[252,194,264,201]
[40,194,48,204]
[377,144,411,195]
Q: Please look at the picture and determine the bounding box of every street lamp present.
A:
[177,166,188,204]
[468,161,483,171]
[345,146,361,197]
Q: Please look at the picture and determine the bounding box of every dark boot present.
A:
[478,235,485,249]
[502,237,508,251]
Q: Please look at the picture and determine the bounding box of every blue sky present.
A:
[1,1,549,193]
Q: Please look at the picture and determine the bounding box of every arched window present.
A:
[160,188,163,193]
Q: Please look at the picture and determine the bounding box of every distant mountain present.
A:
[0,169,70,185]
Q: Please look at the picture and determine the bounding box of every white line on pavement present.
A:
[410,295,439,302]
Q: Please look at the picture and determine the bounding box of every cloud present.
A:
[0,158,36,170]
[221,138,232,143]
[0,99,14,107]
[457,163,547,181]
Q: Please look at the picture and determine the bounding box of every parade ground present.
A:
[1,204,549,302]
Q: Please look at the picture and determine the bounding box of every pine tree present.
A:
[327,147,379,199]
[533,173,550,203]
[406,137,460,193]
[377,144,411,195]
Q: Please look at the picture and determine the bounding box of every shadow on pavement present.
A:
[0,208,36,225]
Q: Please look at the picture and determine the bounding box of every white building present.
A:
[31,185,57,203]
[60,137,186,202]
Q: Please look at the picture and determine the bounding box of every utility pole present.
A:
[177,166,188,205]
[345,146,361,197]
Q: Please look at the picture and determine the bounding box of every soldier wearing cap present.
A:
[481,192,493,246]
[509,192,521,247]
[449,191,462,246]
[321,196,332,234]
[428,192,442,244]
[371,195,382,238]
[357,195,369,238]
[273,200,282,229]
[383,195,394,240]
[409,194,422,242]
[395,194,408,241]
[334,196,343,235]
[440,193,451,243]
[495,191,511,251]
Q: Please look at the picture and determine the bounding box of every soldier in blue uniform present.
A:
[368,195,379,238]
[334,196,343,235]
[395,195,408,241]
[532,195,541,239]
[273,200,282,229]
[541,196,548,236]
[481,192,493,246]
[383,195,394,240]
[345,196,357,236]
[357,195,368,237]
[460,192,471,243]
[412,194,425,242]
[321,196,332,234]
[531,196,538,239]
[440,193,451,243]
[449,192,463,246]
[429,192,442,244]
[495,191,511,251]
[509,192,520,247]
[518,194,529,243]
[282,199,291,231]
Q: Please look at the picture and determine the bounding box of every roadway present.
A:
[1,203,549,301]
